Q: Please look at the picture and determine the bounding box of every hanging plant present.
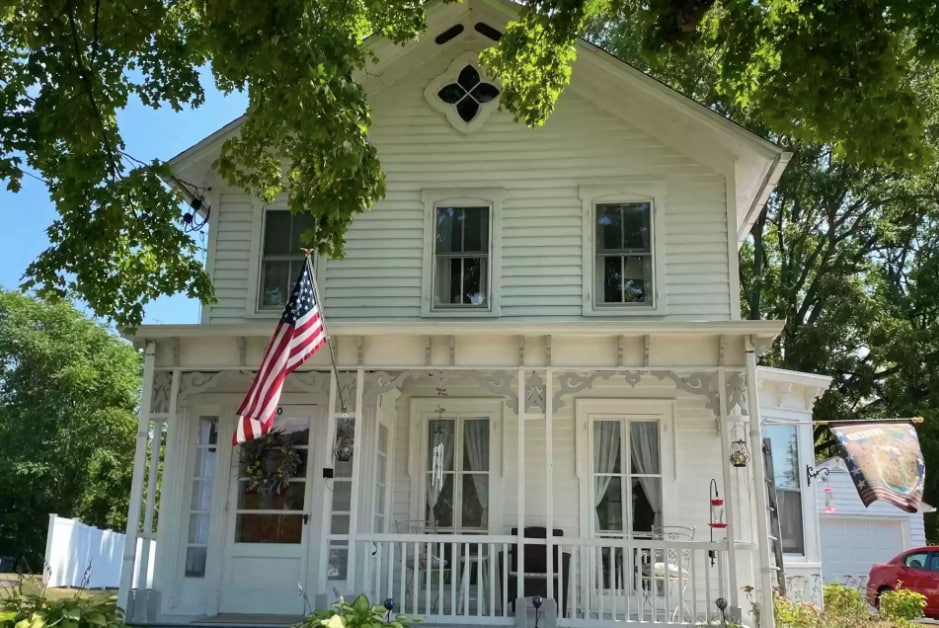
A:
[238,428,301,495]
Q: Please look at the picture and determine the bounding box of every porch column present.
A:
[118,340,156,612]
[316,370,341,594]
[516,368,526,605]
[717,369,738,612]
[346,369,365,592]
[745,338,776,628]
[544,369,554,604]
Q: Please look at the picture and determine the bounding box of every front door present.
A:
[220,407,324,615]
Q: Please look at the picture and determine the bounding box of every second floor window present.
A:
[433,206,490,309]
[259,210,315,310]
[595,202,653,306]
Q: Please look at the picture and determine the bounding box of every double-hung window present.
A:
[424,417,490,531]
[765,425,805,555]
[258,210,316,310]
[595,202,654,306]
[433,206,491,309]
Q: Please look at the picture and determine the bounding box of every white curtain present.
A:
[630,422,662,527]
[593,422,621,530]
[463,420,490,526]
[427,421,454,524]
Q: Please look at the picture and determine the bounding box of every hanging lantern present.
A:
[709,479,728,529]
[729,438,750,468]
[334,435,354,462]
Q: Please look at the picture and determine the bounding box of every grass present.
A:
[0,574,115,603]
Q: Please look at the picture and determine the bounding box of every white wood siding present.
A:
[389,376,726,539]
[206,39,731,323]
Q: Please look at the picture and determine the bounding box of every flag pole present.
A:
[301,248,348,412]
[815,417,924,426]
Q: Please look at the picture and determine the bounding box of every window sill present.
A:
[422,304,501,318]
[583,304,665,317]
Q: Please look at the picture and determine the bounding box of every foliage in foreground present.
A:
[772,584,925,627]
[0,577,123,628]
[0,291,141,563]
[295,594,419,628]
[4,1,939,326]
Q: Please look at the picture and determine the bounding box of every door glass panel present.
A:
[333,481,352,511]
[235,514,303,544]
[462,474,488,528]
[237,481,305,510]
[426,472,454,528]
[595,476,623,532]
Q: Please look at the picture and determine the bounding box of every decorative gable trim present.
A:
[424,52,501,134]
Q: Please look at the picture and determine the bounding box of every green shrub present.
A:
[773,595,821,628]
[295,594,419,628]
[823,583,867,618]
[0,589,124,628]
[878,587,926,622]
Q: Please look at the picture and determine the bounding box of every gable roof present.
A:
[168,0,789,244]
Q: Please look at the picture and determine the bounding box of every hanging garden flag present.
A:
[233,258,326,445]
[829,421,925,513]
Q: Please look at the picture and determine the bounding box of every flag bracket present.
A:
[805,465,831,487]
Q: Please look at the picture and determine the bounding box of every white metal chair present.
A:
[641,526,695,622]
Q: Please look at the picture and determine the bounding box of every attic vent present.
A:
[437,65,500,122]
[474,22,502,41]
[435,24,465,44]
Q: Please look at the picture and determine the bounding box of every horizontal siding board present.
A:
[207,42,733,323]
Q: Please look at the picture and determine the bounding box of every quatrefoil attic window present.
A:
[437,65,500,123]
[424,53,502,133]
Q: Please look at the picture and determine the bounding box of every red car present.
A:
[867,546,939,616]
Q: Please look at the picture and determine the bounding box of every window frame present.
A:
[421,189,503,317]
[408,398,503,532]
[579,183,666,316]
[575,399,677,537]
[247,206,320,316]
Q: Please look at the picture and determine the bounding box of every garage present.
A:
[820,517,907,585]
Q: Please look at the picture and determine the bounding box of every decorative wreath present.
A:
[238,428,301,495]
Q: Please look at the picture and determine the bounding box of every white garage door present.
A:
[821,517,907,585]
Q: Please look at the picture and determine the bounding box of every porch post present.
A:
[716,369,738,612]
[317,370,341,595]
[545,369,554,602]
[745,338,775,628]
[516,368,526,606]
[346,368,365,593]
[118,340,156,612]
[136,415,163,589]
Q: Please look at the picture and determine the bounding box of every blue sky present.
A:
[0,78,247,325]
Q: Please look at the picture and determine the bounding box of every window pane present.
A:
[462,207,489,253]
[436,207,463,253]
[378,425,388,453]
[596,205,623,252]
[235,514,303,543]
[463,420,489,471]
[622,203,651,250]
[263,211,291,255]
[462,257,488,306]
[260,261,290,308]
[622,256,651,303]
[631,477,661,533]
[595,476,623,532]
[427,420,455,471]
[435,256,460,305]
[194,448,216,478]
[629,422,660,474]
[237,481,305,510]
[188,513,211,544]
[184,547,207,578]
[426,472,454,528]
[333,480,352,511]
[777,490,804,554]
[291,212,316,252]
[328,544,348,580]
[594,421,622,473]
[462,474,488,529]
[198,417,218,446]
[191,479,214,510]
[765,425,800,489]
[331,514,351,534]
[599,256,621,304]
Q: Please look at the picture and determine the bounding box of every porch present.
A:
[121,322,781,627]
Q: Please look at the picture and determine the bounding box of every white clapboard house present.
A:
[118,1,833,626]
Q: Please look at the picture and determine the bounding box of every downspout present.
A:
[745,336,776,628]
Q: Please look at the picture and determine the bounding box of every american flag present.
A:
[233,260,326,444]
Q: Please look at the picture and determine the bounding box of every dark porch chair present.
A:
[498,527,571,616]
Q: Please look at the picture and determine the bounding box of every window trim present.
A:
[574,399,676,537]
[408,398,503,531]
[421,189,503,317]
[579,183,666,316]
[247,205,320,316]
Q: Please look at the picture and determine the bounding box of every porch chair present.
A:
[640,525,695,623]
[394,520,449,612]
[497,527,571,616]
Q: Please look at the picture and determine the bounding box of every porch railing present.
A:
[354,533,731,626]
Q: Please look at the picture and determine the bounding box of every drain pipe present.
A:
[745,336,775,628]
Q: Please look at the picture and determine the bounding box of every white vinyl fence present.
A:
[43,514,156,589]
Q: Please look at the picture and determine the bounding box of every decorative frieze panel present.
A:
[150,370,174,414]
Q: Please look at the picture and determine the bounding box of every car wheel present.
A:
[875,586,892,609]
